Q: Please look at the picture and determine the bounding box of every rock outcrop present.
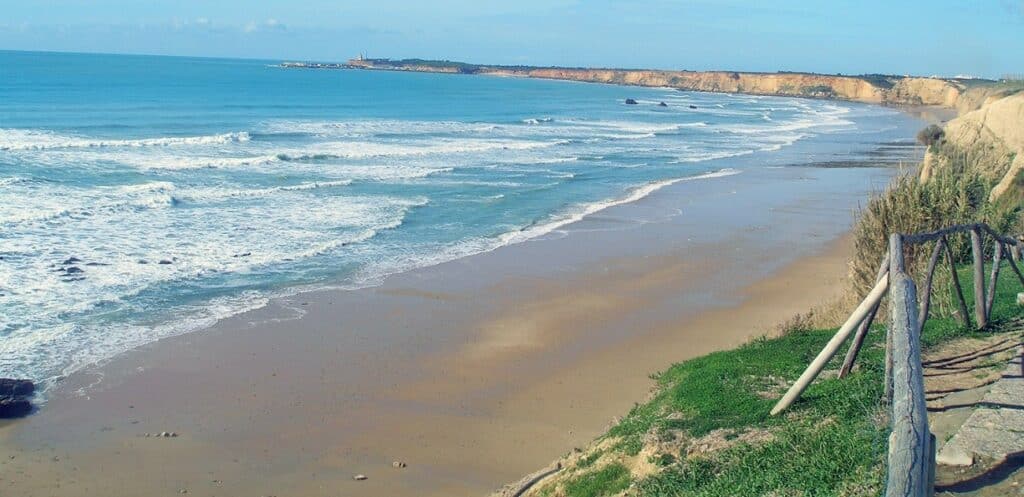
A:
[0,378,34,396]
[0,397,32,418]
[0,378,35,418]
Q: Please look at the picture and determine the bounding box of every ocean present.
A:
[0,50,922,388]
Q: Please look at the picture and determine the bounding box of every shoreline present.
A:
[0,156,908,496]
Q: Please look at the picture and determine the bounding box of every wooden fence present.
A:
[769,223,1024,497]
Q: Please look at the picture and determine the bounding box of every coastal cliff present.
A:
[342,58,981,108]
[920,91,1024,201]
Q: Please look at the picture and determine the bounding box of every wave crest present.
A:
[0,129,251,151]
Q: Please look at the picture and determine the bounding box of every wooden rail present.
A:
[770,222,1024,497]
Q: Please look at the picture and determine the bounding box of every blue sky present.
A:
[1,0,1021,77]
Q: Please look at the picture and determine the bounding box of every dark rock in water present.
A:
[0,396,32,418]
[624,98,639,105]
[658,102,668,107]
[64,266,84,274]
[689,105,698,109]
[0,378,35,396]
[158,260,173,265]
[61,257,83,265]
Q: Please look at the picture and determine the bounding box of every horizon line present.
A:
[0,48,993,81]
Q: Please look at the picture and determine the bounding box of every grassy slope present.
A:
[538,263,1023,497]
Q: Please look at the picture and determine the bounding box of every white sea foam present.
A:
[0,181,177,226]
[258,119,505,138]
[68,138,568,171]
[173,180,354,203]
[0,191,428,385]
[497,168,742,246]
[0,129,251,151]
[0,176,31,186]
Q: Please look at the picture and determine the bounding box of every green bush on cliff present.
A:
[916,124,945,147]
[800,84,836,97]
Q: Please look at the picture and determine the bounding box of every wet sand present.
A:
[1,164,895,496]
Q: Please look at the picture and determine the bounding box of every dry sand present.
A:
[0,165,892,496]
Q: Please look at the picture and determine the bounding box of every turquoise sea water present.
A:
[0,51,922,387]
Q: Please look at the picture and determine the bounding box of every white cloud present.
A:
[243,18,286,34]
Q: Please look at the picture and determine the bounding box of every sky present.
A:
[1,1,1022,78]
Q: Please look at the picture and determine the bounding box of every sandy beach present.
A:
[0,158,911,497]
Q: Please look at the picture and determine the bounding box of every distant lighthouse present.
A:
[349,52,372,67]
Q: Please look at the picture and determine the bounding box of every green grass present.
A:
[585,261,1024,497]
[577,450,605,469]
[563,463,633,497]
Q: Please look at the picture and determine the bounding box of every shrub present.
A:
[800,85,836,97]
[916,124,945,147]
[849,144,1020,317]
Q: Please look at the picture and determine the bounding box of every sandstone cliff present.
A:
[489,68,899,103]
[347,59,976,107]
[920,92,1024,200]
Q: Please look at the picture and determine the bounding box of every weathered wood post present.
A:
[970,227,987,329]
[839,254,889,378]
[943,238,972,329]
[927,433,937,497]
[916,239,946,335]
[985,242,1003,320]
[885,234,905,403]
[885,237,932,497]
[770,272,890,415]
[1005,244,1024,287]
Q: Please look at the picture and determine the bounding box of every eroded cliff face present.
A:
[384,63,971,107]
[490,68,895,103]
[886,78,963,107]
[920,92,1024,200]
[347,59,985,108]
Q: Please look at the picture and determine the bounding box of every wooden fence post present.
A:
[971,227,987,329]
[884,270,932,497]
[885,234,905,403]
[916,239,945,335]
[839,253,890,378]
[1005,244,1024,287]
[770,272,890,415]
[985,242,1003,320]
[943,238,972,329]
